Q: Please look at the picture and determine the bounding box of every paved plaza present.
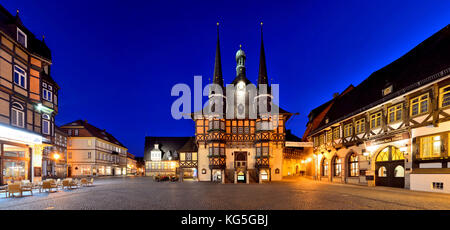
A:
[1,176,450,210]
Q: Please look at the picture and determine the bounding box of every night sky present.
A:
[3,0,450,156]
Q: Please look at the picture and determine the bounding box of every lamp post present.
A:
[52,153,60,178]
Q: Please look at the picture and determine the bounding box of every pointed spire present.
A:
[15,9,23,25]
[258,22,268,88]
[212,22,223,88]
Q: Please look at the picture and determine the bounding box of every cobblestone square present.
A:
[1,177,450,210]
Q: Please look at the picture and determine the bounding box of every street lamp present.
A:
[52,153,60,160]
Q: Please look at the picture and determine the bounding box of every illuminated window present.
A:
[332,127,340,139]
[410,94,429,116]
[14,65,27,89]
[322,158,329,176]
[319,134,324,145]
[348,153,359,177]
[378,166,387,177]
[326,130,332,143]
[376,146,404,162]
[355,119,365,134]
[420,135,441,158]
[388,104,402,123]
[439,85,450,108]
[370,112,382,129]
[333,157,342,177]
[394,165,405,177]
[344,123,353,137]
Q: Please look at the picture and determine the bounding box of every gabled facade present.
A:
[305,24,450,193]
[191,24,303,183]
[143,136,189,176]
[60,120,128,177]
[0,5,60,184]
[126,152,137,175]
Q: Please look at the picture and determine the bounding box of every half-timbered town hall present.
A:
[144,24,307,183]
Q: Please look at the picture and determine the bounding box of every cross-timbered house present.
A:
[0,5,62,184]
[306,24,450,193]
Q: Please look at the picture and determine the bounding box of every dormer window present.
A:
[17,28,27,48]
[383,84,393,96]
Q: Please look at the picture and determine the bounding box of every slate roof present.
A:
[178,137,198,152]
[61,120,126,148]
[308,24,450,136]
[144,136,193,161]
[0,5,51,61]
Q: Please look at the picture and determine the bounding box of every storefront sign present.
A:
[0,124,42,144]
[365,132,409,147]
[285,141,313,148]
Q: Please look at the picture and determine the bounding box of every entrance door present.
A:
[68,166,72,177]
[234,152,247,183]
[375,146,405,188]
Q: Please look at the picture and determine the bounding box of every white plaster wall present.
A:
[410,174,450,194]
[411,120,450,138]
[197,145,210,181]
[271,144,283,181]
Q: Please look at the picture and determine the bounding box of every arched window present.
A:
[322,158,329,176]
[394,165,405,177]
[42,114,51,135]
[348,153,359,177]
[333,157,342,177]
[376,146,405,162]
[11,102,24,128]
[378,166,387,177]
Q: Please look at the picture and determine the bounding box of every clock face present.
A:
[237,82,245,90]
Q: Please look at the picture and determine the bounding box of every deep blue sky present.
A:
[4,0,450,156]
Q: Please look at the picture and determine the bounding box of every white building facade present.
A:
[61,120,127,177]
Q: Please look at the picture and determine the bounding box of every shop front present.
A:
[0,124,45,185]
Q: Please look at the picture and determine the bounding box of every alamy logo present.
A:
[171,76,279,121]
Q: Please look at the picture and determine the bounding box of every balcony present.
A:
[208,155,226,169]
[255,156,270,168]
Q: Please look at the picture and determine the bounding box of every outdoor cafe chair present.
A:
[42,181,57,193]
[0,185,7,198]
[7,182,22,197]
[20,180,33,196]
[62,179,71,189]
[87,178,94,186]
[80,178,88,187]
[32,181,42,192]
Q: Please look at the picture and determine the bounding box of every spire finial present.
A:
[239,44,242,49]
[261,21,263,26]
[16,9,19,14]
[211,22,224,91]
